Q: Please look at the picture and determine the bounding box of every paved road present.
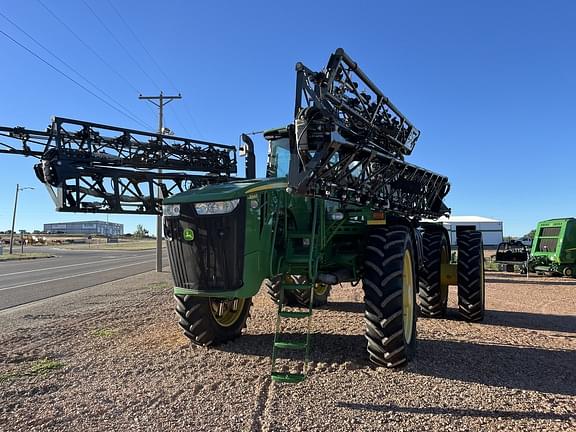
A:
[0,247,169,310]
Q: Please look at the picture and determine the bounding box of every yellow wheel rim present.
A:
[314,283,328,296]
[480,251,485,307]
[402,249,415,344]
[209,298,245,327]
[440,244,450,302]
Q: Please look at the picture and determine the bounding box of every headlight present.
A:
[162,203,180,217]
[195,199,240,215]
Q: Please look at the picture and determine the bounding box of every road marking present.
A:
[0,252,157,277]
[0,259,156,292]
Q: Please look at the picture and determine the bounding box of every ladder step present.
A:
[274,340,308,350]
[271,372,306,383]
[279,310,311,319]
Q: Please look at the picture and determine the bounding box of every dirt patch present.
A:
[0,271,574,431]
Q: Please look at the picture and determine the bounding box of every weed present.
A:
[0,358,64,382]
[29,358,64,375]
[92,328,117,337]
[148,282,170,290]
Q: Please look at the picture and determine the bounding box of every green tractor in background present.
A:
[528,218,576,277]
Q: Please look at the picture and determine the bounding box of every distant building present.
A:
[436,216,503,247]
[44,221,123,237]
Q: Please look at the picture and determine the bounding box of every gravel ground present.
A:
[0,270,574,431]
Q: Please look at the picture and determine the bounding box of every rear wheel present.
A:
[174,295,252,346]
[265,276,299,306]
[266,276,330,307]
[363,226,417,368]
[418,230,450,318]
[457,231,485,321]
[293,282,330,307]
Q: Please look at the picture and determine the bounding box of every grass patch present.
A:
[0,371,22,382]
[148,282,171,291]
[92,328,117,338]
[29,358,64,375]
[0,358,64,382]
[0,252,53,261]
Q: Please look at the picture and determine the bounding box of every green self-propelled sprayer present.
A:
[0,49,486,383]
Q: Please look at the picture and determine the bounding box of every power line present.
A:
[35,0,147,100]
[81,0,163,91]
[166,103,192,137]
[105,0,179,93]
[0,9,152,130]
[0,28,150,129]
[105,0,205,138]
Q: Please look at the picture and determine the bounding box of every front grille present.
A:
[540,227,561,237]
[165,200,246,292]
[537,238,558,253]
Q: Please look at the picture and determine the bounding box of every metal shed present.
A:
[436,215,503,247]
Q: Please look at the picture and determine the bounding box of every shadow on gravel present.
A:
[224,333,576,395]
[486,277,576,286]
[323,301,364,314]
[482,309,576,334]
[335,401,574,421]
[322,301,576,334]
[220,332,369,366]
[415,338,576,396]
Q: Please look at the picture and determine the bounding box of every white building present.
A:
[44,221,123,237]
[435,216,503,247]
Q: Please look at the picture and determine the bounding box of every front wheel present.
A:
[174,295,252,346]
[363,226,417,368]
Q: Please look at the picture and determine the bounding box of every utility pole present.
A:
[139,91,182,272]
[10,184,34,254]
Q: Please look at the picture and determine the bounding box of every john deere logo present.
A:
[183,228,195,241]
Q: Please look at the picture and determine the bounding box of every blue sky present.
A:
[0,0,574,236]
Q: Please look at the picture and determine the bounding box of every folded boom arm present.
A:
[0,117,237,214]
[289,48,450,219]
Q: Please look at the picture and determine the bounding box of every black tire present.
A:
[457,231,485,321]
[293,282,331,307]
[363,226,417,368]
[174,295,252,346]
[266,276,330,307]
[418,230,450,318]
[265,276,300,307]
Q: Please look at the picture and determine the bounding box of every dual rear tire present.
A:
[418,229,485,322]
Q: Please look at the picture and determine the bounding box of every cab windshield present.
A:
[266,138,290,178]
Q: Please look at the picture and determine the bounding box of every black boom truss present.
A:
[0,117,237,214]
[289,48,450,219]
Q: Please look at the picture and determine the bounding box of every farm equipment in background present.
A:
[527,218,576,277]
[0,48,486,383]
[494,240,529,272]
